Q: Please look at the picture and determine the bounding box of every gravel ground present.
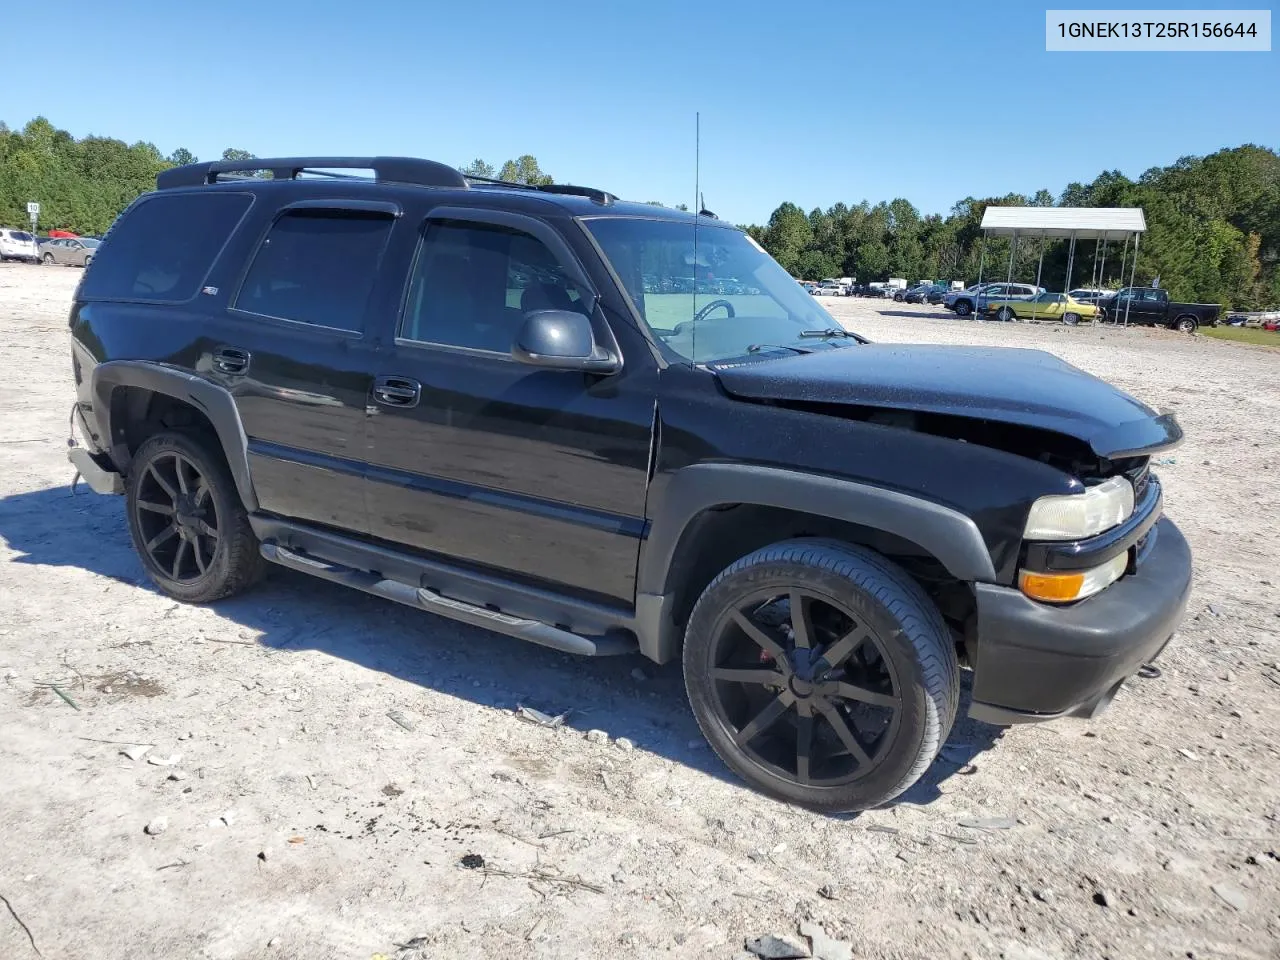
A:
[1,265,1278,960]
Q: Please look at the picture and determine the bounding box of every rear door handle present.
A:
[373,375,421,408]
[213,347,251,375]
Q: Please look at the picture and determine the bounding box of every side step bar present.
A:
[260,542,636,658]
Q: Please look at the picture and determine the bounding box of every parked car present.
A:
[1095,287,1221,333]
[926,286,950,305]
[814,282,845,297]
[945,283,1041,318]
[1067,288,1116,304]
[0,227,40,263]
[40,236,101,267]
[65,153,1192,813]
[985,292,1099,325]
[901,284,937,304]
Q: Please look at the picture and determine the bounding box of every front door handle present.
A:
[213,347,251,376]
[373,376,421,408]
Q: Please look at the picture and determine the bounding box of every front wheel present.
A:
[953,301,972,317]
[1174,316,1198,334]
[683,539,960,812]
[42,253,54,265]
[125,431,266,603]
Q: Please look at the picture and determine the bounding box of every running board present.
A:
[260,542,636,657]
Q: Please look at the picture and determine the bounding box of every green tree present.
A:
[497,154,553,186]
[169,147,197,166]
[459,158,495,178]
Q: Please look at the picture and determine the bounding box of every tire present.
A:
[683,539,960,813]
[125,431,266,603]
[1174,316,1198,334]
[83,255,93,267]
[1063,312,1081,326]
[996,307,1015,322]
[42,253,54,265]
[953,300,972,317]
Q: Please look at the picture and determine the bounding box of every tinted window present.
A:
[399,220,585,352]
[235,210,394,332]
[79,192,252,302]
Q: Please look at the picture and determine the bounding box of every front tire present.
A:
[954,301,972,317]
[125,431,265,603]
[683,539,960,813]
[42,253,54,265]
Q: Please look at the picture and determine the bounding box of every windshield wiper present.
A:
[746,343,812,355]
[799,327,855,339]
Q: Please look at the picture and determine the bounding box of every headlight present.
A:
[1024,475,1134,540]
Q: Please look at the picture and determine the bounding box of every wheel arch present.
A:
[90,360,258,511]
[634,464,995,663]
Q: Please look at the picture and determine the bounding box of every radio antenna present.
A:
[692,111,700,358]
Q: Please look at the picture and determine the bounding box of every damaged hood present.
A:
[710,344,1182,459]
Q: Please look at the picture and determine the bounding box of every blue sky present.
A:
[5,0,1276,224]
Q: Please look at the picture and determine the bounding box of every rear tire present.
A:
[1063,312,1081,326]
[996,307,1016,322]
[125,431,266,603]
[683,539,959,812]
[1174,316,1198,334]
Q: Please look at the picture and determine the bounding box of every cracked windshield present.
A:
[586,217,853,362]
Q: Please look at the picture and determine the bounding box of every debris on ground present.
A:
[514,705,568,728]
[1177,748,1200,762]
[146,753,181,767]
[119,744,151,762]
[386,710,417,732]
[460,853,485,870]
[585,729,608,744]
[1093,888,1113,907]
[799,920,853,960]
[744,932,810,959]
[144,817,168,836]
[1211,882,1247,911]
[817,883,840,901]
[958,816,1017,830]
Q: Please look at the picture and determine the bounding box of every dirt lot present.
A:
[1,265,1278,960]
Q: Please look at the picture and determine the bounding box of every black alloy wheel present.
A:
[133,450,220,583]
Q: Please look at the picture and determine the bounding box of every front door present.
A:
[364,209,655,605]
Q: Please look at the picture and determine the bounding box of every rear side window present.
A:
[234,210,394,332]
[79,192,252,302]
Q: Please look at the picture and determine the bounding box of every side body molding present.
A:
[633,463,998,663]
[89,360,259,512]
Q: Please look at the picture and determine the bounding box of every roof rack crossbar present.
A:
[157,156,470,191]
[463,175,615,206]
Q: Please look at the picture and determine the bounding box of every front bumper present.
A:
[968,517,1191,725]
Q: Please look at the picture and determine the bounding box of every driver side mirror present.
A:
[512,310,619,374]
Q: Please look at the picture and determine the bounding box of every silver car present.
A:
[40,237,101,267]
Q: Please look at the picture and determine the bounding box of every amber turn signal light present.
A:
[1018,570,1086,602]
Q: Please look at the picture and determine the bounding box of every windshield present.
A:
[586,217,847,362]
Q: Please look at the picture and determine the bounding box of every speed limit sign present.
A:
[27,201,39,217]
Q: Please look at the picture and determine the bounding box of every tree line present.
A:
[2,116,1275,308]
[744,145,1279,310]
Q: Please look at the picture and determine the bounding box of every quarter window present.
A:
[399,220,585,352]
[78,192,253,302]
[235,209,394,332]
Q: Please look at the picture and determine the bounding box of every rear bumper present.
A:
[968,518,1191,725]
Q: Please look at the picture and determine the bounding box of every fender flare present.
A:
[90,360,258,511]
[632,463,997,664]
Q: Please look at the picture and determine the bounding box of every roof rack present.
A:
[156,156,470,191]
[464,174,616,206]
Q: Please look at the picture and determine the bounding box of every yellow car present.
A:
[985,292,1099,325]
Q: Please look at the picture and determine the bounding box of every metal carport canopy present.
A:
[979,206,1146,239]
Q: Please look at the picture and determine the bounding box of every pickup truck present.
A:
[1096,288,1220,333]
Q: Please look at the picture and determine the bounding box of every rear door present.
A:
[362,206,655,605]
[214,199,397,533]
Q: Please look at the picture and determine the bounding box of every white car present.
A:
[814,282,846,297]
[0,228,40,263]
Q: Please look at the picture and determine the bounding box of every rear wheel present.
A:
[125,431,266,603]
[1174,316,1198,334]
[1063,312,1081,326]
[996,307,1016,322]
[683,539,959,812]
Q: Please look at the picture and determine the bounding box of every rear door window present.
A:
[234,209,395,333]
[78,192,253,302]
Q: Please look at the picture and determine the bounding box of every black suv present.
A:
[66,156,1192,812]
